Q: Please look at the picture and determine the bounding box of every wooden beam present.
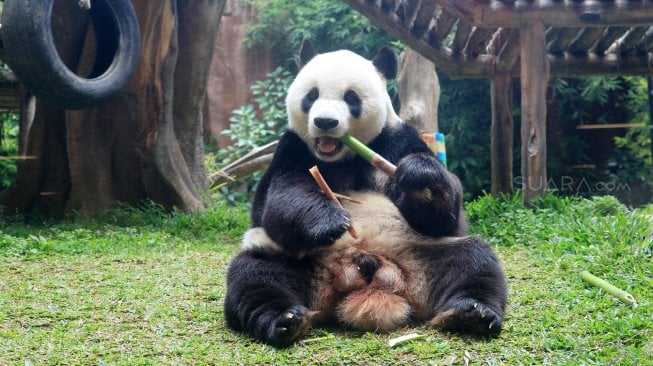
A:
[495,28,521,72]
[396,0,419,24]
[431,9,458,42]
[615,27,647,53]
[548,28,580,54]
[451,21,473,55]
[343,0,495,78]
[464,26,498,58]
[520,20,549,205]
[637,28,653,53]
[568,27,606,55]
[548,52,653,77]
[490,72,514,196]
[436,0,653,28]
[411,0,438,38]
[594,26,630,54]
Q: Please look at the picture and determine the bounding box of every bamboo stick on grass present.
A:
[580,271,636,306]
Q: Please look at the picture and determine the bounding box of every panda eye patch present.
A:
[301,87,319,113]
[344,90,362,118]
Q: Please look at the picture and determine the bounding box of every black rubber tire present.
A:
[1,0,141,110]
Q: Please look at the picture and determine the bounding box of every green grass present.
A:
[1,194,651,365]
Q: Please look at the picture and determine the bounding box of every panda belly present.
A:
[310,191,437,332]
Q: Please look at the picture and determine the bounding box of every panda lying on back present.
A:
[224,42,507,348]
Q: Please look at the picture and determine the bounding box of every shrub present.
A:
[0,112,19,190]
[207,67,292,205]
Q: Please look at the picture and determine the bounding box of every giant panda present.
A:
[224,42,507,348]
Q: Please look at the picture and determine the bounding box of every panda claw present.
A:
[268,305,315,347]
[430,298,502,336]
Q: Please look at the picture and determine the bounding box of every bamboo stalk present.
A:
[339,134,397,176]
[580,271,637,306]
[388,333,426,347]
[339,133,436,201]
[309,166,359,239]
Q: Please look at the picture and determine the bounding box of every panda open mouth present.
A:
[315,136,343,156]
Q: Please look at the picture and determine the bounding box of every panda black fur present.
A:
[224,43,507,348]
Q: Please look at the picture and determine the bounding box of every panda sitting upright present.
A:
[224,42,507,348]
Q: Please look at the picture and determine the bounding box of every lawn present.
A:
[0,195,651,365]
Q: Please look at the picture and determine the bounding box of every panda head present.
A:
[286,41,401,162]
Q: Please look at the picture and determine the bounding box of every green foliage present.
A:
[0,193,651,364]
[245,0,394,69]
[466,192,652,255]
[548,76,651,202]
[438,74,492,197]
[612,126,652,186]
[207,67,292,205]
[0,201,249,257]
[590,195,629,216]
[0,112,19,190]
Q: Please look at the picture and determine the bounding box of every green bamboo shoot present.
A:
[580,271,636,306]
[339,134,397,176]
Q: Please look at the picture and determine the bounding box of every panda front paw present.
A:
[267,305,316,348]
[395,154,454,205]
[306,207,352,247]
[429,298,503,337]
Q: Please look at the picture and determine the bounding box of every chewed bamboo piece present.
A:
[309,166,359,239]
[388,333,426,347]
[580,271,637,307]
[339,134,397,176]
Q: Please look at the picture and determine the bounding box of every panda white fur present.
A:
[225,42,507,348]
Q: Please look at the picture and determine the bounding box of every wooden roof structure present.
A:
[345,0,653,78]
[343,0,653,203]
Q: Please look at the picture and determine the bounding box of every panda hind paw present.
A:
[267,305,317,348]
[429,299,502,337]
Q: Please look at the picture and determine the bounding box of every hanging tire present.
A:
[1,0,141,110]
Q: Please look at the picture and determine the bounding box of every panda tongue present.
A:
[318,137,338,154]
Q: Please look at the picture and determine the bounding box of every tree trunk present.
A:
[398,48,440,133]
[0,0,226,217]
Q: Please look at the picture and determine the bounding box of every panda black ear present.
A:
[373,46,398,80]
[298,39,317,69]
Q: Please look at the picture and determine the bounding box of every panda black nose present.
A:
[353,253,380,283]
[314,117,339,131]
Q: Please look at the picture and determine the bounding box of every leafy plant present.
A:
[245,0,394,70]
[0,112,19,190]
[207,67,293,205]
[549,76,651,203]
[438,74,492,197]
[590,195,629,216]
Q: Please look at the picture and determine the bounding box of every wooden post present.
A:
[520,21,550,205]
[648,76,653,166]
[490,72,514,195]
